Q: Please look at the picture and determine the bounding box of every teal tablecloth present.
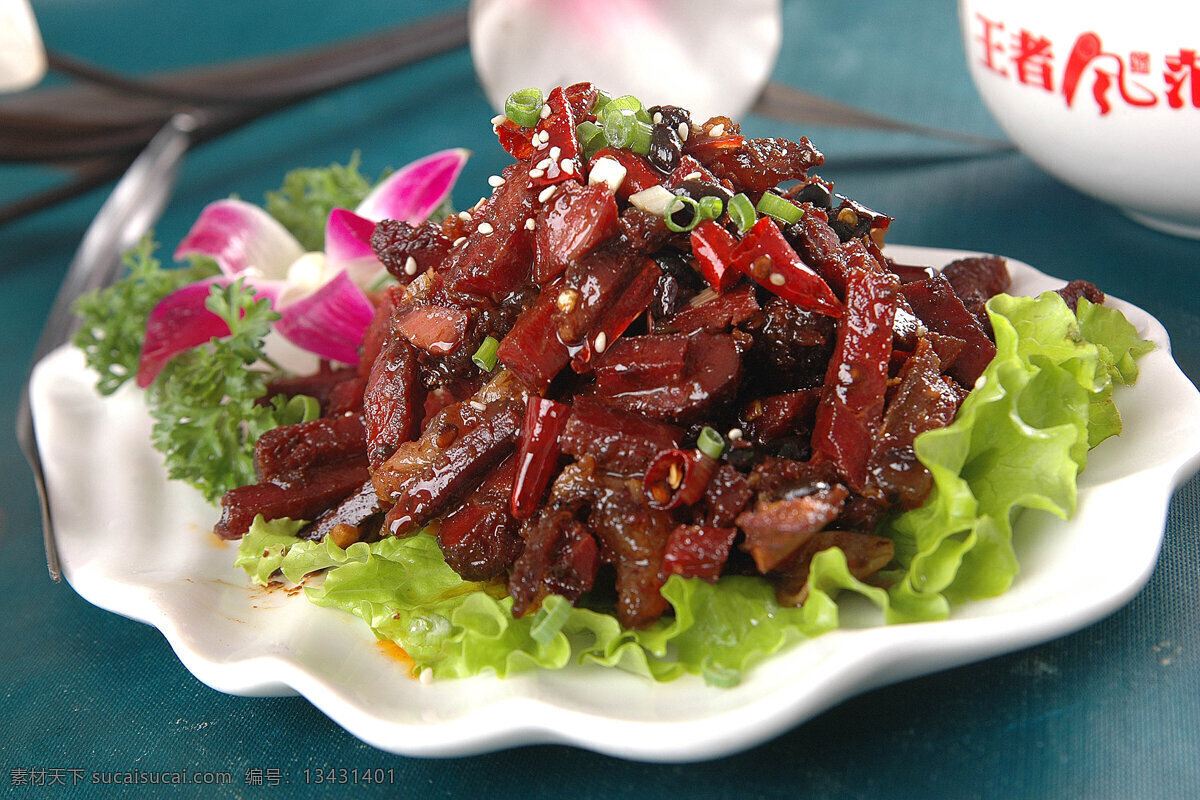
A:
[2,1,1198,797]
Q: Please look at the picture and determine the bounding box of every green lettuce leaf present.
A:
[620,553,889,687]
[1076,297,1156,385]
[233,516,307,585]
[71,236,218,396]
[236,522,895,687]
[237,524,638,679]
[234,291,1152,686]
[885,291,1152,617]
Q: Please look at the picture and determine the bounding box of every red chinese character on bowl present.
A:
[960,0,1200,238]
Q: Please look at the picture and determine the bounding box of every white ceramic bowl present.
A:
[959,0,1200,238]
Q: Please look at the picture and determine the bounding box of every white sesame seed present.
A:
[536,157,553,170]
[487,175,506,187]
[469,400,487,411]
[653,111,663,124]
[524,217,536,230]
[477,222,494,235]
[529,168,545,178]
[540,104,551,119]
[419,668,434,684]
[458,210,472,221]
[491,114,506,126]
[404,256,418,276]
[678,122,689,141]
[549,145,561,160]
[473,197,486,209]
[594,331,607,354]
[709,123,725,137]
[538,185,557,203]
[561,159,575,175]
[769,272,786,286]
[537,129,550,143]
[728,428,744,441]
[453,236,467,247]
[684,171,701,181]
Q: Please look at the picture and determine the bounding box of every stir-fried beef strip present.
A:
[437,454,524,581]
[218,83,1105,624]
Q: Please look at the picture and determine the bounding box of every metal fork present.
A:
[16,112,196,581]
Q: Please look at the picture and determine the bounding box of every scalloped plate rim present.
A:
[30,244,1200,762]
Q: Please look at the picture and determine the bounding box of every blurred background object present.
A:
[0,9,469,225]
[0,0,46,92]
[469,0,782,120]
[0,1,1011,228]
[961,0,1200,238]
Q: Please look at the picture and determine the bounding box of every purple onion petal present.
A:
[274,271,374,365]
[174,199,305,278]
[136,276,284,387]
[325,207,378,264]
[353,147,470,224]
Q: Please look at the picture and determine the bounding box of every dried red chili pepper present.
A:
[495,119,536,161]
[562,81,598,121]
[643,448,718,510]
[511,397,572,520]
[683,133,746,162]
[730,217,843,318]
[690,219,740,293]
[529,85,587,187]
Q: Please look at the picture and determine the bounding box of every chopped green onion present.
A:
[698,195,724,220]
[600,94,651,125]
[472,335,500,371]
[629,120,653,154]
[603,110,654,154]
[576,120,606,158]
[592,90,614,114]
[756,192,804,225]
[664,195,702,233]
[697,426,726,460]
[606,94,642,113]
[728,193,756,232]
[529,596,573,644]
[281,394,321,425]
[505,88,544,128]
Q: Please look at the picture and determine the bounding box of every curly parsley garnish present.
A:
[71,237,218,395]
[264,152,381,251]
[146,279,292,504]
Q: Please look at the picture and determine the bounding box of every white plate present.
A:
[30,246,1200,762]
